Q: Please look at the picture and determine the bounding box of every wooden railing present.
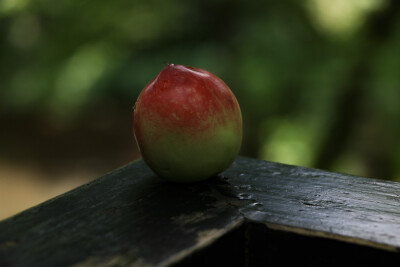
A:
[1,157,400,266]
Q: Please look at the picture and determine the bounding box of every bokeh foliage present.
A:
[1,0,400,180]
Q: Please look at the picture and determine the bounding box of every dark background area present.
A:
[1,0,400,219]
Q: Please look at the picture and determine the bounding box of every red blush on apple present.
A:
[133,64,242,183]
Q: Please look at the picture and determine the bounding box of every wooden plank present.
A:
[220,158,400,252]
[0,160,243,266]
[0,157,400,266]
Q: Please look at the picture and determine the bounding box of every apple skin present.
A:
[133,64,242,183]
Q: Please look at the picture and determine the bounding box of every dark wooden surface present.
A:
[1,157,400,266]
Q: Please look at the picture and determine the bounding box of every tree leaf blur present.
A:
[1,0,399,188]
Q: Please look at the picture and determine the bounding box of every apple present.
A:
[133,64,242,183]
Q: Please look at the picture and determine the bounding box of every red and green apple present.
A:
[133,64,242,183]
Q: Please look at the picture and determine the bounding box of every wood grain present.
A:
[1,157,400,266]
[221,158,400,251]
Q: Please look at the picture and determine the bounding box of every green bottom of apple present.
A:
[140,123,241,183]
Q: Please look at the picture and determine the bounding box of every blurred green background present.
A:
[1,0,400,219]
